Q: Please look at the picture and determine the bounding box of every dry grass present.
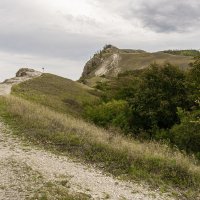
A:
[119,52,193,72]
[30,182,90,200]
[0,96,200,199]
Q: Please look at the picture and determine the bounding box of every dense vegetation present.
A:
[84,58,200,158]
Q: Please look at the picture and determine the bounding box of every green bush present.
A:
[84,100,130,132]
[187,56,200,103]
[171,108,200,155]
[129,63,191,132]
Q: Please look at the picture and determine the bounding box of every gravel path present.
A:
[0,77,38,96]
[0,69,42,96]
[0,122,174,200]
[0,84,12,95]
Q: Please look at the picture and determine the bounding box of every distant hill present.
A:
[161,49,200,57]
[80,45,195,86]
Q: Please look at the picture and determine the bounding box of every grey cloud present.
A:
[132,0,200,33]
[96,0,200,33]
[0,28,103,60]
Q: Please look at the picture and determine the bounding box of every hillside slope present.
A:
[12,73,99,116]
[1,96,200,199]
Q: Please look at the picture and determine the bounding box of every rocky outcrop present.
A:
[94,54,121,77]
[16,68,42,78]
[80,45,121,80]
[81,54,104,79]
[3,68,42,85]
[80,45,148,81]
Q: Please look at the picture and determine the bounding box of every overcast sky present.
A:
[0,0,200,81]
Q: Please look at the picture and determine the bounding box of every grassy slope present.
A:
[119,52,193,72]
[12,73,99,116]
[0,96,200,199]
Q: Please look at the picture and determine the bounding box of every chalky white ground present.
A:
[0,74,174,200]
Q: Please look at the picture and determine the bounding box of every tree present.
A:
[171,108,200,156]
[167,57,200,157]
[129,63,190,133]
[187,56,200,105]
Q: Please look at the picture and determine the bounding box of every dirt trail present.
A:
[0,70,173,199]
[0,69,42,96]
[0,77,31,96]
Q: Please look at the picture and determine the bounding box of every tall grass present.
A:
[0,96,200,199]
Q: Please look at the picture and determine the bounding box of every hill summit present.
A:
[80,45,147,80]
[16,68,42,78]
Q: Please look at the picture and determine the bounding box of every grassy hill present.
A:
[80,45,194,87]
[12,73,99,116]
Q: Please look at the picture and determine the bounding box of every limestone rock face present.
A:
[80,45,120,80]
[16,68,42,78]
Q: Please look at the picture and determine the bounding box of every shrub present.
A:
[84,100,131,132]
[171,108,200,155]
[129,63,191,132]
